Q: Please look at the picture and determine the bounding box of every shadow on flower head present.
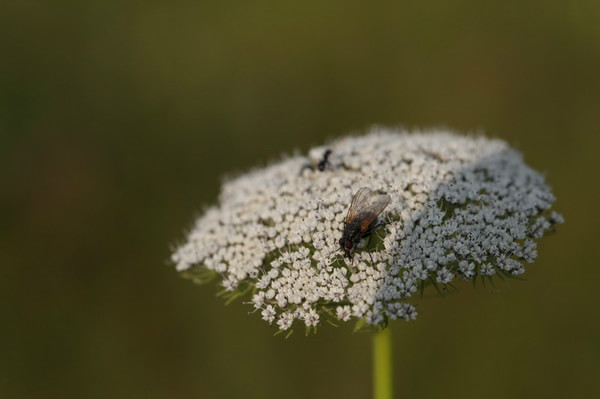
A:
[371,145,561,326]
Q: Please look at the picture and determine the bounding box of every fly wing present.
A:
[346,187,391,227]
[345,187,375,224]
[357,193,391,232]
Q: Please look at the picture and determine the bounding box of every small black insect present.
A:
[339,187,391,258]
[300,148,334,174]
[317,149,332,171]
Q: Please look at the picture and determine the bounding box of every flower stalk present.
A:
[373,326,393,399]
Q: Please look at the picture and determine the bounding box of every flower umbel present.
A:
[172,129,562,333]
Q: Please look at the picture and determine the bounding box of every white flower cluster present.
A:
[172,129,562,331]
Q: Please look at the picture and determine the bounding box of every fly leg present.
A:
[361,220,381,266]
[365,234,376,265]
[342,254,357,275]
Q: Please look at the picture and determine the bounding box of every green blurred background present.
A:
[1,1,598,398]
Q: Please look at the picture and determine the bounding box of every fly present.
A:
[339,187,391,258]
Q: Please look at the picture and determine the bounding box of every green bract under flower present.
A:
[172,129,562,334]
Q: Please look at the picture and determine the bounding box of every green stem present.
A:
[373,326,393,399]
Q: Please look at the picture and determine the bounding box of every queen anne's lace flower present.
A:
[172,129,562,332]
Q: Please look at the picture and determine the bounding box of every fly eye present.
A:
[345,240,353,250]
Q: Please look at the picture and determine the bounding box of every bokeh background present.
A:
[2,1,599,398]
